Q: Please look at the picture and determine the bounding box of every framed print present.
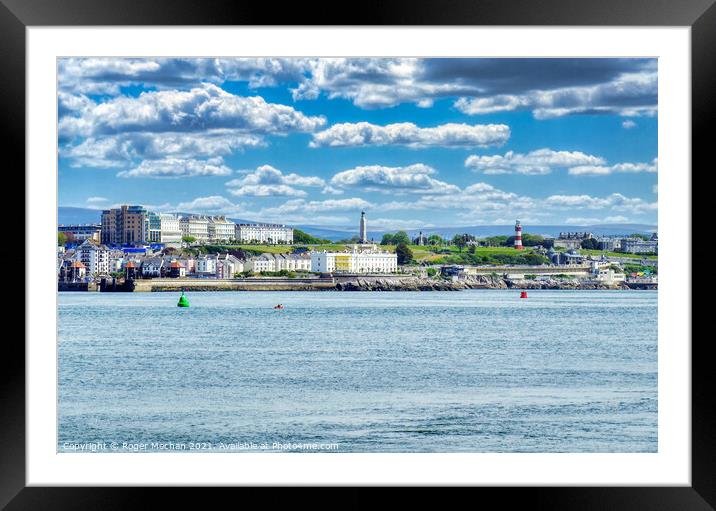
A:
[5,0,709,508]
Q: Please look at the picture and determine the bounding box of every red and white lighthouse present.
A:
[514,220,523,250]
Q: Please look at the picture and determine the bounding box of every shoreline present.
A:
[60,275,655,292]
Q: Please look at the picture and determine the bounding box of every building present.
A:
[274,253,312,272]
[548,247,586,265]
[75,239,110,276]
[58,224,101,242]
[514,220,523,250]
[195,256,217,275]
[596,237,622,251]
[159,214,182,246]
[234,223,293,244]
[141,258,164,278]
[123,260,139,280]
[245,254,276,273]
[168,260,186,278]
[359,211,368,243]
[179,215,210,243]
[146,211,162,243]
[59,260,87,282]
[413,231,427,246]
[552,232,593,251]
[594,267,626,284]
[101,205,151,245]
[215,254,244,278]
[621,238,658,254]
[207,216,236,242]
[310,245,398,274]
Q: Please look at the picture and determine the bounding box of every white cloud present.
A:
[310,122,509,148]
[59,57,657,120]
[465,148,604,175]
[225,164,325,197]
[117,157,232,178]
[622,120,637,129]
[321,185,344,195]
[228,185,307,197]
[63,130,265,168]
[545,193,656,213]
[653,184,658,194]
[330,164,459,195]
[86,196,108,204]
[58,57,313,94]
[565,215,630,225]
[455,71,657,119]
[266,197,373,214]
[59,83,325,139]
[291,58,657,119]
[174,195,244,215]
[568,158,657,175]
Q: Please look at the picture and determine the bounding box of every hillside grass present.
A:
[578,248,658,260]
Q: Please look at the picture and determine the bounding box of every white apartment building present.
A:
[195,256,217,275]
[159,214,182,246]
[621,238,658,254]
[208,216,236,242]
[274,253,312,272]
[235,223,293,244]
[310,245,398,274]
[75,239,110,276]
[246,254,276,272]
[179,215,210,243]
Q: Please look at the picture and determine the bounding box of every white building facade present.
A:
[76,239,110,276]
[235,223,293,244]
[274,253,312,271]
[208,216,236,242]
[310,245,397,274]
[195,256,217,275]
[159,214,182,246]
[179,215,210,243]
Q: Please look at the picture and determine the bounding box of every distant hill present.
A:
[58,207,103,225]
[59,207,656,241]
[296,223,657,241]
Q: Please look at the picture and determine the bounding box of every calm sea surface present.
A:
[58,290,657,453]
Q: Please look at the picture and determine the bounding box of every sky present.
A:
[57,58,658,230]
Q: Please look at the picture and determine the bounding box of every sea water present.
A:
[58,290,657,453]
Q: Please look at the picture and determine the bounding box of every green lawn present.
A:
[579,248,658,260]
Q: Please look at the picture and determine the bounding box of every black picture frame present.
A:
[4,0,706,507]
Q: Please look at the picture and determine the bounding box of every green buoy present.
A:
[177,290,190,308]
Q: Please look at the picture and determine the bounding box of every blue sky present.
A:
[58,58,657,230]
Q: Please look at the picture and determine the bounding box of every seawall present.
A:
[94,275,647,292]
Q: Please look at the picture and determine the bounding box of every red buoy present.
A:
[520,291,528,298]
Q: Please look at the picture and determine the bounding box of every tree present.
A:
[452,234,470,251]
[581,238,600,250]
[483,235,510,247]
[392,231,411,245]
[427,234,444,246]
[395,242,413,265]
[182,235,197,244]
[382,231,410,245]
[293,229,331,244]
[58,232,68,246]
